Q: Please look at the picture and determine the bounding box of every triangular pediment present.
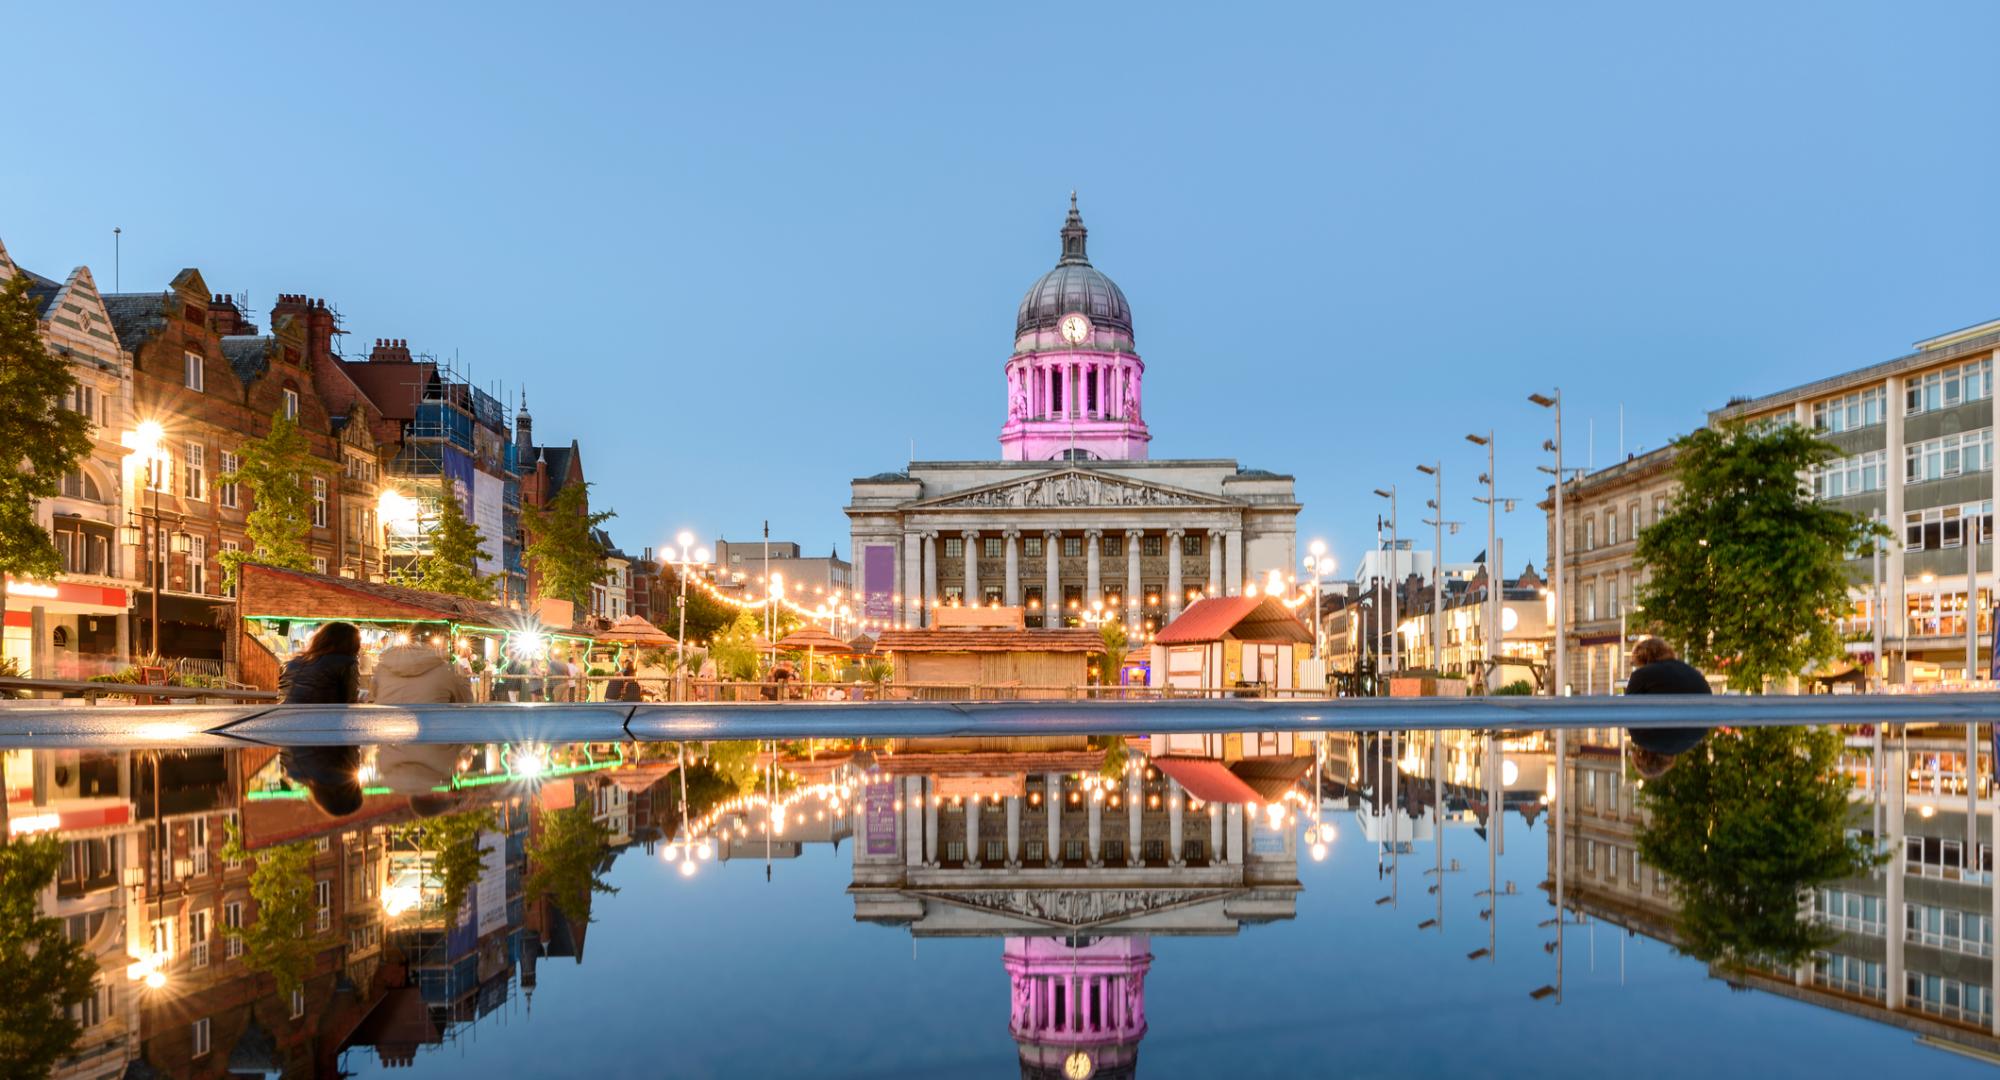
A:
[915,887,1240,930]
[911,468,1238,511]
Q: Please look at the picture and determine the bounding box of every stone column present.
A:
[904,776,924,868]
[1225,528,1244,597]
[1208,802,1224,865]
[962,530,980,606]
[923,778,939,866]
[903,531,923,629]
[1125,529,1144,628]
[1085,530,1103,606]
[115,613,131,666]
[1168,778,1185,866]
[29,606,48,680]
[1087,792,1103,867]
[1207,530,1224,599]
[1045,772,1063,865]
[1225,804,1244,864]
[1003,529,1021,606]
[1006,795,1021,866]
[1166,529,1185,620]
[1126,766,1143,866]
[966,797,981,867]
[1044,530,1062,629]
[922,531,938,625]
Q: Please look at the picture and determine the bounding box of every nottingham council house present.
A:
[847,197,1300,631]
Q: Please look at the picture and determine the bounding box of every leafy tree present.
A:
[220,821,316,995]
[652,565,736,644]
[393,480,493,600]
[524,803,618,925]
[522,480,614,611]
[391,808,497,918]
[1634,726,1881,969]
[217,409,316,593]
[1635,424,1881,692]
[1096,621,1129,685]
[0,272,94,585]
[708,611,765,680]
[0,833,99,1078]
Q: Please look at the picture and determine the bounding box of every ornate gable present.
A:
[911,468,1236,511]
[41,267,122,358]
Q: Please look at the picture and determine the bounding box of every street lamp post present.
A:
[668,531,711,698]
[1530,390,1566,696]
[1467,432,1504,692]
[1416,463,1458,676]
[1372,487,1400,672]
[1302,540,1332,660]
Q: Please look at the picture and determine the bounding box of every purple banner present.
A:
[864,780,898,856]
[863,544,895,620]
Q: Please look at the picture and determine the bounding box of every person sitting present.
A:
[371,638,475,704]
[606,659,644,703]
[1624,636,1712,779]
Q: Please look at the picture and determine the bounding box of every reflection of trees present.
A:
[0,834,99,1077]
[391,809,498,917]
[525,804,619,925]
[222,821,316,994]
[1635,727,1881,968]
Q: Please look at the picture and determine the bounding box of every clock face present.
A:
[1063,1051,1094,1079]
[1059,313,1091,346]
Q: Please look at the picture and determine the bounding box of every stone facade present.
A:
[1540,445,1681,694]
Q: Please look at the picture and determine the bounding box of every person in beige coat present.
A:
[370,643,475,704]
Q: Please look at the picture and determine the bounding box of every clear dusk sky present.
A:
[5,2,1999,578]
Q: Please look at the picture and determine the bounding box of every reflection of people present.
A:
[281,623,362,705]
[1625,637,1711,778]
[371,639,474,703]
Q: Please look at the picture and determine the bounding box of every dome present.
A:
[1015,195,1133,340]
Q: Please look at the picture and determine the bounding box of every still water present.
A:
[9,725,1998,1078]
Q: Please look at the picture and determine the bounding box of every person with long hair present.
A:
[278,622,365,816]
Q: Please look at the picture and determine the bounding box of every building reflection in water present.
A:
[1551,723,2000,1060]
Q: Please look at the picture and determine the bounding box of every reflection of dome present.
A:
[1006,935,1150,1079]
[1015,195,1133,341]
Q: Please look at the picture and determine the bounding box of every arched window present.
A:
[1053,449,1098,462]
[60,470,104,502]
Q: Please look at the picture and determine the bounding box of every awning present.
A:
[1152,757,1264,804]
[130,590,233,627]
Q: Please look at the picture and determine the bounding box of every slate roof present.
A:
[18,266,62,317]
[101,292,171,354]
[538,444,575,494]
[220,335,272,386]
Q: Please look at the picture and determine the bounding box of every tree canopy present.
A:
[652,563,736,644]
[0,833,99,1078]
[0,271,94,584]
[523,480,614,611]
[390,808,498,919]
[217,409,317,593]
[524,803,618,925]
[1634,726,1881,969]
[1634,423,1879,691]
[394,480,493,600]
[220,821,316,995]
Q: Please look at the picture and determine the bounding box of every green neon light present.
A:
[243,742,627,800]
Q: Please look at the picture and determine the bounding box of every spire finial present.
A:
[1059,192,1089,265]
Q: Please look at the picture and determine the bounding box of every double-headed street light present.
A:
[1372,487,1400,672]
[667,530,711,676]
[1466,432,1514,692]
[1415,463,1459,675]
[1302,540,1334,660]
[1529,390,1566,696]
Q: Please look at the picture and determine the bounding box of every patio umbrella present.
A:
[775,626,856,688]
[594,615,677,648]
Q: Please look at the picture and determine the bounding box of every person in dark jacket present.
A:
[1624,636,1711,778]
[277,622,365,815]
[607,658,644,703]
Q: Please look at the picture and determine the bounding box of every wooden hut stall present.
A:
[873,607,1102,699]
[1149,596,1314,696]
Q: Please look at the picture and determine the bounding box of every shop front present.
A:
[2,577,132,680]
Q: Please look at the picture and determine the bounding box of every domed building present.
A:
[846,197,1299,642]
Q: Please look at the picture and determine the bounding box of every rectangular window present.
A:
[1583,517,1596,551]
[224,902,244,959]
[189,534,206,594]
[221,540,241,598]
[1025,839,1045,863]
[1063,584,1082,612]
[190,909,210,968]
[1143,535,1163,556]
[312,556,327,575]
[312,477,328,528]
[184,442,205,500]
[1101,536,1120,558]
[1814,386,1887,431]
[1024,536,1043,558]
[1606,510,1619,546]
[1025,586,1043,611]
[943,537,963,559]
[983,537,1002,559]
[283,388,299,420]
[1182,838,1206,862]
[184,351,204,392]
[146,449,173,494]
[192,1017,211,1058]
[218,451,239,509]
[291,987,306,1019]
[315,879,332,932]
[1183,534,1204,556]
[1063,536,1082,558]
[942,585,964,604]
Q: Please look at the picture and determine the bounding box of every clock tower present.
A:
[1000,195,1152,462]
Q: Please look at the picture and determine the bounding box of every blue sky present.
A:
[6,2,1999,575]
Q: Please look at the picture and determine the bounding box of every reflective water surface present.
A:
[9,724,1999,1078]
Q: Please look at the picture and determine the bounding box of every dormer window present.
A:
[184,351,204,392]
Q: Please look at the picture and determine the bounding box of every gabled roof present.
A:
[874,628,1104,654]
[237,562,543,632]
[338,358,436,422]
[102,292,171,353]
[1153,596,1312,645]
[220,335,271,386]
[1153,755,1312,804]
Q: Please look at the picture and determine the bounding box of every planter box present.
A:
[1388,676,1467,698]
